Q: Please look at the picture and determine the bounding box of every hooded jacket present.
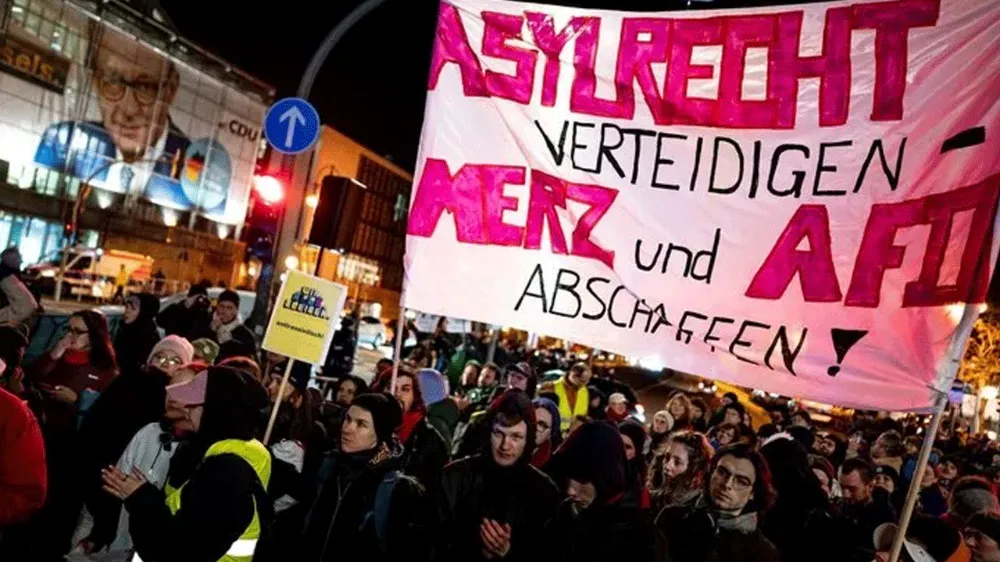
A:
[436,391,561,562]
[548,422,654,562]
[113,293,161,376]
[123,367,273,562]
[301,441,434,562]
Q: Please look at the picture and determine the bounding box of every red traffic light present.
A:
[253,175,284,204]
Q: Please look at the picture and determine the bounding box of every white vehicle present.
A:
[26,247,153,299]
[357,315,388,349]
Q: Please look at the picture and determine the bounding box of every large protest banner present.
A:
[404,0,1000,411]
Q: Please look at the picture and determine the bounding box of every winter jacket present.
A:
[833,490,896,557]
[655,503,781,562]
[29,352,117,434]
[401,418,450,492]
[301,443,434,562]
[0,269,37,326]
[436,454,561,562]
[426,398,460,446]
[156,301,211,340]
[552,498,655,562]
[0,387,46,528]
[125,440,271,562]
[189,317,258,362]
[76,368,171,549]
[70,422,176,558]
[113,293,161,375]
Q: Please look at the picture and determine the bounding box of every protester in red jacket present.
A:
[0,384,47,529]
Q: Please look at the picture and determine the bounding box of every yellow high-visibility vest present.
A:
[553,378,589,433]
[133,439,271,562]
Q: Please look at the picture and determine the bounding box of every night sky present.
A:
[158,0,813,173]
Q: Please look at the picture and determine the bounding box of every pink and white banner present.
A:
[404,0,1000,410]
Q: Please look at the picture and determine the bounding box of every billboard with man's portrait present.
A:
[0,0,266,225]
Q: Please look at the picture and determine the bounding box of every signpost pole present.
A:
[887,302,980,562]
[263,359,295,444]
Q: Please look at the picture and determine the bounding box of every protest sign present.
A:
[262,270,348,365]
[404,0,1000,410]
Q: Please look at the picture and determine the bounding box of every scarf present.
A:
[716,511,760,534]
[531,440,552,468]
[398,410,424,445]
[215,316,243,344]
[64,349,91,366]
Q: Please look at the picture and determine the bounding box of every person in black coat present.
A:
[393,370,450,491]
[655,444,780,562]
[156,284,212,339]
[74,335,194,553]
[101,367,274,562]
[548,421,654,562]
[301,393,434,562]
[436,390,561,562]
[114,293,161,376]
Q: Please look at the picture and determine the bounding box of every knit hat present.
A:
[873,464,901,489]
[191,338,220,364]
[417,368,449,407]
[550,421,628,506]
[352,392,403,446]
[288,360,312,392]
[505,362,537,397]
[218,289,240,307]
[966,512,1000,545]
[188,284,208,298]
[148,335,195,365]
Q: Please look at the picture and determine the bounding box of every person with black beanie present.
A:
[436,389,561,562]
[300,392,434,562]
[548,421,655,561]
[100,366,273,562]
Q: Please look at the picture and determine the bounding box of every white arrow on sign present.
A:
[278,106,307,149]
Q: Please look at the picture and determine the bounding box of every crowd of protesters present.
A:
[3,286,1000,561]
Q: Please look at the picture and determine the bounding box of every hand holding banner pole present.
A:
[888,302,981,562]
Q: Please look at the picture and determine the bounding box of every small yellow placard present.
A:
[262,270,348,365]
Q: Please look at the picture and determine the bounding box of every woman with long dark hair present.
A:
[649,430,714,512]
[27,309,117,560]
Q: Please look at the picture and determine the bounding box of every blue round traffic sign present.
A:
[263,97,321,154]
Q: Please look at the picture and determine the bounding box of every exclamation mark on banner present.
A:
[827,329,868,376]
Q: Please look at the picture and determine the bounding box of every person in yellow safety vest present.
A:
[551,363,593,434]
[101,366,272,562]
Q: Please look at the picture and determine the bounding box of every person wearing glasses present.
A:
[654,443,780,562]
[26,310,118,560]
[33,28,198,207]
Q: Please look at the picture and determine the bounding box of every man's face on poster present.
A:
[92,33,178,161]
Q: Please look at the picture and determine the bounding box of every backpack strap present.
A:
[372,470,402,548]
[359,470,402,552]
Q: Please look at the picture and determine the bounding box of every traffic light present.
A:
[245,174,286,262]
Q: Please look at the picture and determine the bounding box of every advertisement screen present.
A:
[0,0,266,225]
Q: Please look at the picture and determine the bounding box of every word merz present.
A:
[429,0,940,128]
